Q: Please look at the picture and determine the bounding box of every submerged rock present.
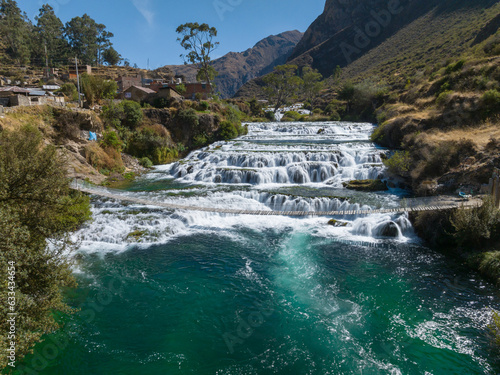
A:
[343,179,389,192]
[328,219,348,227]
[376,221,400,238]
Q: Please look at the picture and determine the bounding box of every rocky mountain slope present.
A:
[160,30,303,98]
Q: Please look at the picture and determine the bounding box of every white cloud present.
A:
[132,0,155,27]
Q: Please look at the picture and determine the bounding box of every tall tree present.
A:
[65,14,114,66]
[96,23,113,66]
[263,65,303,113]
[34,4,68,67]
[302,67,324,111]
[0,125,91,368]
[0,0,31,65]
[102,46,121,66]
[176,22,219,94]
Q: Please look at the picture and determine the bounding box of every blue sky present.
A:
[18,0,325,69]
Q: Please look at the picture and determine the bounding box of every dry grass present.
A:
[422,121,500,149]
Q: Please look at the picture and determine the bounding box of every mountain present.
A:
[159,30,303,98]
[235,0,500,98]
[287,0,498,78]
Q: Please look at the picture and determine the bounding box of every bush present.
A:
[450,196,500,247]
[0,126,91,366]
[265,111,275,121]
[193,134,208,148]
[152,97,169,109]
[284,111,302,121]
[122,100,143,129]
[330,111,341,121]
[198,101,210,111]
[177,108,199,128]
[58,82,79,101]
[80,74,118,105]
[384,151,411,176]
[100,130,123,151]
[219,120,238,140]
[139,157,153,168]
[482,89,500,111]
[445,59,465,75]
[436,90,453,107]
[126,127,176,165]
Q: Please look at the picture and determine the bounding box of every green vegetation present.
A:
[0,126,91,367]
[263,65,303,113]
[176,22,219,94]
[342,179,388,192]
[80,74,118,105]
[383,151,411,176]
[0,0,121,67]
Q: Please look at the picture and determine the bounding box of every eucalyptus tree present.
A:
[176,22,219,94]
[263,64,303,113]
[34,4,68,66]
[0,0,31,65]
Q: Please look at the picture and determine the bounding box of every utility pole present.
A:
[44,41,49,80]
[75,57,82,107]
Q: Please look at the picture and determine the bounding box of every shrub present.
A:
[284,111,302,121]
[330,111,341,121]
[482,89,500,110]
[122,100,143,129]
[450,196,500,247]
[445,59,465,75]
[177,108,199,128]
[58,82,79,101]
[152,97,169,109]
[384,151,411,175]
[219,120,238,140]
[198,101,210,111]
[139,157,153,168]
[193,134,208,148]
[100,130,123,151]
[436,90,453,107]
[80,74,117,105]
[265,111,276,121]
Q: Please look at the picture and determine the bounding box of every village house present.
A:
[156,86,183,100]
[115,75,142,93]
[169,82,212,100]
[122,85,156,102]
[0,86,65,107]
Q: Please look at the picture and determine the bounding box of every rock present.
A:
[343,179,388,192]
[328,219,348,227]
[377,221,400,237]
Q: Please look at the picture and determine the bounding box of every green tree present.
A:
[263,65,303,113]
[102,47,121,66]
[0,126,91,368]
[0,0,32,65]
[80,73,117,105]
[34,4,68,67]
[58,82,79,101]
[176,22,219,93]
[65,14,114,66]
[302,67,323,111]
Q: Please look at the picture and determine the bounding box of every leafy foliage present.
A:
[0,126,91,367]
[450,196,500,247]
[176,22,219,92]
[80,73,117,105]
[263,65,303,113]
[384,151,411,175]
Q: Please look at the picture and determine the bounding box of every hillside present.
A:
[235,0,499,98]
[160,30,303,98]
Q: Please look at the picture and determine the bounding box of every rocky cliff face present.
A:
[160,30,303,98]
[287,0,443,76]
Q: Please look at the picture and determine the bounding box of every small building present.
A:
[43,85,60,91]
[116,75,142,93]
[64,65,92,80]
[156,86,182,100]
[123,85,156,102]
[170,82,212,100]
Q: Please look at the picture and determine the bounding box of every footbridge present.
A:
[72,181,483,217]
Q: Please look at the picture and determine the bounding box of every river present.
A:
[20,121,500,374]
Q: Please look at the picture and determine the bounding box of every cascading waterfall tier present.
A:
[77,121,414,248]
